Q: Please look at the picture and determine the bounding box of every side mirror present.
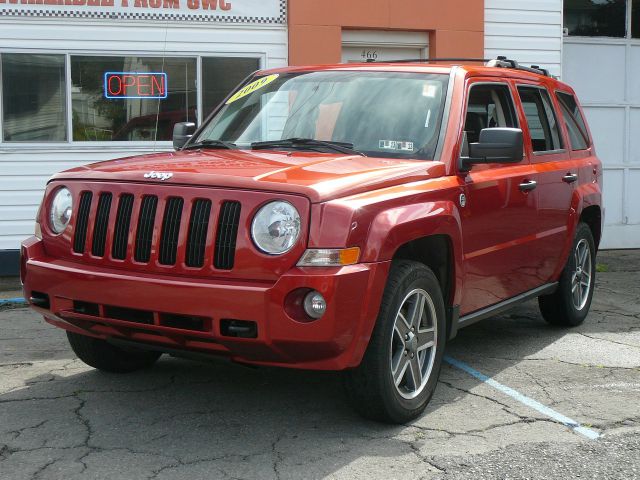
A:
[173,122,196,150]
[460,128,523,171]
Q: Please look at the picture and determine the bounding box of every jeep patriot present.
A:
[21,57,603,422]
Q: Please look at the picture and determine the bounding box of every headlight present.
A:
[49,187,73,234]
[251,201,301,255]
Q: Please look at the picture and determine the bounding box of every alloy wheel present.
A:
[390,288,438,400]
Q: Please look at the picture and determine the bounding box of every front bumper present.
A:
[21,237,390,370]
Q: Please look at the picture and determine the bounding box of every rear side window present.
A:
[464,84,517,144]
[556,91,590,150]
[517,87,563,153]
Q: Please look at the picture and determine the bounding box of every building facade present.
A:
[0,0,636,274]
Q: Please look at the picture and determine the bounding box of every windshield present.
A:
[194,71,449,159]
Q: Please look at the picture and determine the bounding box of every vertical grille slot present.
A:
[91,193,113,257]
[214,201,241,270]
[134,195,158,263]
[73,192,93,253]
[185,199,212,268]
[112,194,134,260]
[158,197,184,266]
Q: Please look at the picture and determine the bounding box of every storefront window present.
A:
[202,57,260,117]
[564,0,626,37]
[1,54,67,142]
[633,0,640,37]
[71,56,196,141]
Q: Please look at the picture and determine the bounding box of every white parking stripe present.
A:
[444,356,600,440]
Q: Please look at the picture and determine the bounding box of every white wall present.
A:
[0,18,288,251]
[485,0,563,78]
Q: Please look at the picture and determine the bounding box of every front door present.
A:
[459,80,542,315]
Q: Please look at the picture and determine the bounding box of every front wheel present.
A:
[344,260,447,423]
[538,222,596,327]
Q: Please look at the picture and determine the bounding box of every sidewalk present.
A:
[0,276,22,301]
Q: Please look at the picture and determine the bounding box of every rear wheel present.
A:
[539,222,596,327]
[344,260,447,423]
[67,331,162,373]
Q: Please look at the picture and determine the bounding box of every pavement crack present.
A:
[577,332,640,350]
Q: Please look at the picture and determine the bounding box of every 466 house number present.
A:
[361,50,378,61]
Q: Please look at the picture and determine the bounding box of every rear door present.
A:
[515,84,579,282]
[459,80,542,315]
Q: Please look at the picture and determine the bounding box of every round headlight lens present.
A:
[251,201,301,255]
[49,187,73,234]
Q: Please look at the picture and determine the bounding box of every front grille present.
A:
[134,195,158,263]
[158,197,184,265]
[71,190,242,271]
[73,192,93,254]
[215,201,241,270]
[91,193,112,257]
[185,199,212,268]
[112,194,134,260]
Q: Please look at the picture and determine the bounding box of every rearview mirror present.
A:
[460,128,523,171]
[173,122,196,150]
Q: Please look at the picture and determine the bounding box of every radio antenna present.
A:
[153,16,170,151]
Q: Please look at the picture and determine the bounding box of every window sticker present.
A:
[226,74,279,105]
[379,140,415,151]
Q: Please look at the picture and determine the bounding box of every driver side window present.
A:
[464,83,518,144]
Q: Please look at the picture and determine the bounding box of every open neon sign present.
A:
[104,72,168,99]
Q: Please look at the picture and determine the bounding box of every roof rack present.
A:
[365,55,552,77]
[487,56,551,77]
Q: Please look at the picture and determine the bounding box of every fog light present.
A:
[303,291,327,319]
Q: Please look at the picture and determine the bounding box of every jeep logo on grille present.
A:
[144,171,173,181]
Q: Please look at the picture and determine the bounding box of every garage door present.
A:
[563,39,640,249]
[341,30,429,63]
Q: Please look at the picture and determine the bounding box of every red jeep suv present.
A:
[21,57,602,423]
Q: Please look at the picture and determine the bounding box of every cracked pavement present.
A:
[1,250,639,479]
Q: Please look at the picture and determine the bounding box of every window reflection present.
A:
[2,54,67,142]
[202,57,260,116]
[564,0,626,37]
[71,56,196,141]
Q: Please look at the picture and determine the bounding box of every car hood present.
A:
[51,149,446,203]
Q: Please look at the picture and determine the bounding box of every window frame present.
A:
[515,83,568,158]
[555,89,591,151]
[460,79,524,167]
[0,50,265,146]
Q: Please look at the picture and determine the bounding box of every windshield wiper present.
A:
[183,139,237,150]
[251,138,366,157]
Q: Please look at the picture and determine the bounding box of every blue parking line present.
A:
[0,298,27,306]
[444,355,600,440]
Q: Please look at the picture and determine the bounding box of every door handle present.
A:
[563,173,579,184]
[519,180,537,192]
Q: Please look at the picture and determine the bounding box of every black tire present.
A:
[67,331,162,373]
[344,260,447,424]
[539,222,596,327]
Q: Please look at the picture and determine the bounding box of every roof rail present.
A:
[486,56,551,77]
[363,55,552,77]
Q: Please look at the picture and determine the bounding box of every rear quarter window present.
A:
[556,91,590,150]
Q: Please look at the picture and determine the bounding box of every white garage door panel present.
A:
[627,170,640,224]
[603,170,625,225]
[563,44,626,104]
[629,108,640,165]
[584,107,625,167]
[564,37,640,247]
[630,46,640,104]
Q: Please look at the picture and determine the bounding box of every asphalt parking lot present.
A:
[1,250,639,479]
